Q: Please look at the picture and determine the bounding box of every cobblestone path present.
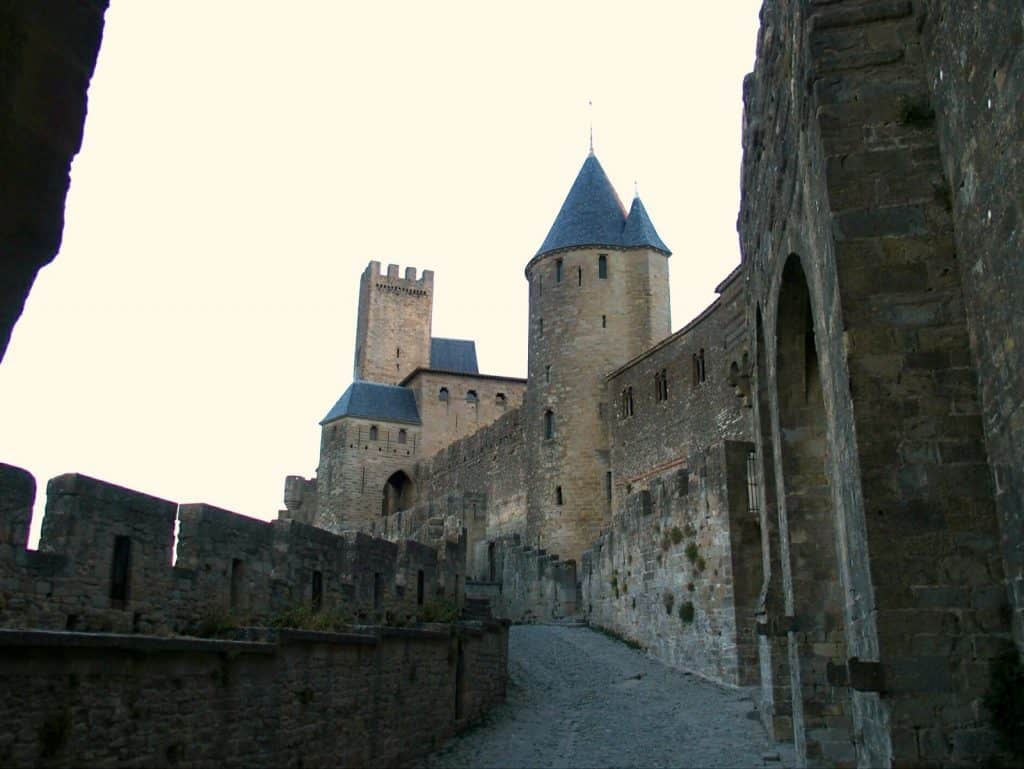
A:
[418,624,793,769]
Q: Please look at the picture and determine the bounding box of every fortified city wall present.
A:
[581,273,760,686]
[0,464,464,634]
[0,462,507,768]
[0,623,506,769]
[739,1,1020,764]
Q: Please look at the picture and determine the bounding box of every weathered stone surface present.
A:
[0,622,507,768]
[0,1,109,363]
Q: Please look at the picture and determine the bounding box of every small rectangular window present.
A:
[312,569,323,612]
[577,266,582,286]
[110,535,132,606]
[598,254,608,279]
[230,558,245,611]
[606,472,612,501]
[602,315,607,328]
[556,486,564,505]
[556,259,563,283]
[538,318,544,337]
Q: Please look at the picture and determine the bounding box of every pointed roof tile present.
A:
[535,154,670,258]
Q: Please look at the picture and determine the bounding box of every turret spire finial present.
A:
[634,180,639,199]
[588,99,594,156]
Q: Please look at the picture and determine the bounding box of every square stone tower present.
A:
[353,262,434,384]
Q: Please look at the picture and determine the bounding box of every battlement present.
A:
[0,463,464,636]
[364,260,435,287]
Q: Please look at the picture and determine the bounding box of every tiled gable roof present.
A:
[320,381,421,425]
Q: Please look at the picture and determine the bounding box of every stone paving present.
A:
[418,624,794,769]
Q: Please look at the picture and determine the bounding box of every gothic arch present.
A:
[774,254,853,766]
[382,470,416,516]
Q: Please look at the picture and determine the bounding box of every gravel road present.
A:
[417,624,793,769]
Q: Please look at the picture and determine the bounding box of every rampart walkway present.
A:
[418,624,792,769]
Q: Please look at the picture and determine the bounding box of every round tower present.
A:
[524,151,671,561]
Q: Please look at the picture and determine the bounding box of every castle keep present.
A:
[1,1,1022,767]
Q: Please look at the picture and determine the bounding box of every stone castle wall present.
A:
[580,279,760,686]
[919,0,1024,652]
[315,415,422,531]
[406,371,527,458]
[739,1,1018,764]
[0,463,463,635]
[0,622,506,769]
[380,407,529,576]
[353,262,434,385]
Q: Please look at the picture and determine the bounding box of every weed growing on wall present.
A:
[419,598,458,623]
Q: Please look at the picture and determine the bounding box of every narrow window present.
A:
[369,425,379,441]
[466,389,478,403]
[556,486,563,506]
[577,266,582,286]
[312,569,323,612]
[602,315,607,329]
[598,254,608,279]
[417,570,425,606]
[230,558,245,611]
[556,259,563,283]
[439,387,449,402]
[655,371,662,402]
[606,471,613,501]
[396,347,401,358]
[495,393,507,408]
[545,365,551,384]
[627,387,635,417]
[398,428,407,444]
[544,409,555,439]
[661,368,669,400]
[538,318,544,337]
[110,535,132,606]
[746,451,760,517]
[699,349,707,383]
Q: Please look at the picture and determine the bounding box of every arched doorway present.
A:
[775,256,853,767]
[755,307,793,742]
[382,470,415,516]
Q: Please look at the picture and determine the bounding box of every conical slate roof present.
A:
[622,196,670,253]
[535,153,671,258]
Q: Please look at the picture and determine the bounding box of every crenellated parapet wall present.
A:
[0,463,464,636]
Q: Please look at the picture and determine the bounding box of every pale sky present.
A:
[0,1,763,544]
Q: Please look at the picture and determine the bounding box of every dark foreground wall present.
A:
[0,622,507,768]
[0,1,109,362]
